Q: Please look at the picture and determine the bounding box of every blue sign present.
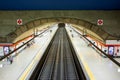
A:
[108,46,114,56]
[3,46,9,55]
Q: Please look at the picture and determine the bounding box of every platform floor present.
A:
[0,25,120,80]
[66,26,120,80]
[0,25,58,80]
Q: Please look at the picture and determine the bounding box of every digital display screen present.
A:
[3,46,9,55]
[108,46,114,55]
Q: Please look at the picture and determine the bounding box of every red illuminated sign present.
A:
[17,19,22,25]
[97,19,103,25]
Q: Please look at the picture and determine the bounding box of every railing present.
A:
[0,29,48,61]
[71,27,120,67]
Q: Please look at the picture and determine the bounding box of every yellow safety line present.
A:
[19,28,58,80]
[80,57,95,80]
[20,27,95,80]
[19,50,41,80]
[66,27,95,80]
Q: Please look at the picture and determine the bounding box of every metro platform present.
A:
[0,25,58,80]
[0,25,120,80]
[66,26,120,80]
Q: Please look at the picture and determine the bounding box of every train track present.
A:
[30,27,86,80]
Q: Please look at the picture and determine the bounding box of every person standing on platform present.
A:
[9,56,13,64]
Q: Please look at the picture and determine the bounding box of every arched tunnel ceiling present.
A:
[0,17,120,43]
[0,11,120,43]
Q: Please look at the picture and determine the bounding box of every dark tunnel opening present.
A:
[58,23,65,27]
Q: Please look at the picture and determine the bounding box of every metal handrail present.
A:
[72,27,120,67]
